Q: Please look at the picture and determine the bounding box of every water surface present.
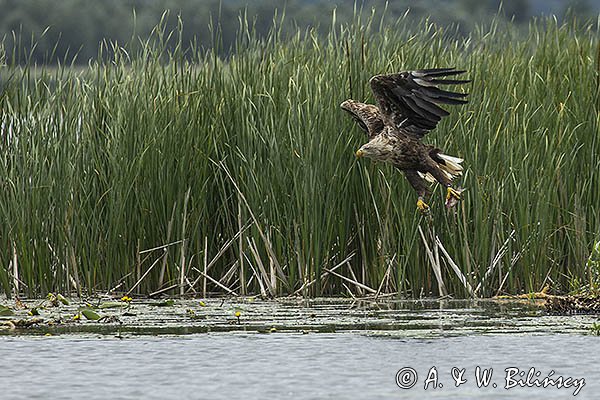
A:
[0,333,596,399]
[1,298,598,399]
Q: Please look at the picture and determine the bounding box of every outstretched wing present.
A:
[369,68,470,138]
[340,99,385,139]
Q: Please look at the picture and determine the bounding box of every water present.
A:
[0,332,597,399]
[1,298,599,399]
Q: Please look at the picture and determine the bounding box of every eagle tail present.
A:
[417,171,437,183]
[419,152,464,183]
[436,153,464,181]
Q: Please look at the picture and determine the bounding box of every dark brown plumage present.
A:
[341,68,470,211]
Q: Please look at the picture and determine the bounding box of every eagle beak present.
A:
[355,149,364,158]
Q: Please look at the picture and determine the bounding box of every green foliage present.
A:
[589,240,600,288]
[0,12,598,298]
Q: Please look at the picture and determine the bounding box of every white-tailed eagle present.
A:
[341,68,470,212]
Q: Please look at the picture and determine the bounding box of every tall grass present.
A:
[0,12,598,298]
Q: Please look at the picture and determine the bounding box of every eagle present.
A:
[341,68,470,212]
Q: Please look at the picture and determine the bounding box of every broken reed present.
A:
[0,14,598,298]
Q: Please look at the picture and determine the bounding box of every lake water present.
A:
[0,332,597,399]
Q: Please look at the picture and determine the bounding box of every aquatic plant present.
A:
[0,12,598,298]
[588,241,600,289]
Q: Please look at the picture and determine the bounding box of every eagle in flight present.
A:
[341,68,470,212]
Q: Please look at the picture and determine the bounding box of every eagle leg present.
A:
[402,170,431,214]
[424,162,463,209]
[417,197,430,213]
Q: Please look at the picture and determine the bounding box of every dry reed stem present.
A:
[418,225,448,296]
[292,252,355,295]
[218,161,286,286]
[127,254,163,296]
[322,266,376,294]
[436,237,475,297]
[191,267,238,296]
[179,188,191,296]
[158,204,177,288]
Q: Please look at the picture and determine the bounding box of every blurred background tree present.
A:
[0,0,598,64]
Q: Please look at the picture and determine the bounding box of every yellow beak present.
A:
[355,149,364,158]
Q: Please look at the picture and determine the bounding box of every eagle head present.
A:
[356,136,394,161]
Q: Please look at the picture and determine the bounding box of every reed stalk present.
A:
[0,12,598,298]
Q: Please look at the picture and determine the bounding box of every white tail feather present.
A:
[417,171,436,183]
[438,153,464,178]
[418,153,464,184]
[438,153,464,165]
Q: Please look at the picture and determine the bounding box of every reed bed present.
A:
[0,13,598,298]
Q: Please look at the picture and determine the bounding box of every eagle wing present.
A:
[340,100,385,139]
[369,68,469,138]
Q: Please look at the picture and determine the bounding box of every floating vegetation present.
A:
[1,295,600,337]
[0,304,14,316]
[0,12,598,298]
[98,301,128,309]
[545,294,600,314]
[46,293,70,306]
[79,308,101,321]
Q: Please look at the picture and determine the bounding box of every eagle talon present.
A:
[445,187,464,208]
[417,198,430,214]
[446,187,462,201]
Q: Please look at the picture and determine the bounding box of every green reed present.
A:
[0,13,598,298]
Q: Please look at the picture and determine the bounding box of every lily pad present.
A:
[81,309,101,321]
[0,305,14,316]
[46,293,68,307]
[56,294,70,305]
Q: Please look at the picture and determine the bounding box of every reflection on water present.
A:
[0,333,597,399]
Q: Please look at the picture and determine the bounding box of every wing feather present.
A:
[411,67,457,76]
[413,68,466,77]
[411,95,449,118]
[369,67,470,138]
[340,100,385,139]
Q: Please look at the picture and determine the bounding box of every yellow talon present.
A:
[417,198,429,213]
[445,187,464,209]
[446,187,462,201]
